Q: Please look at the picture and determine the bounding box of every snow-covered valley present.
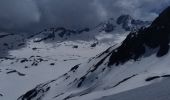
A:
[1,6,170,100]
[0,20,128,99]
[0,40,114,100]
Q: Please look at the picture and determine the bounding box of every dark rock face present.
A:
[108,6,170,66]
[145,74,170,82]
[18,85,50,100]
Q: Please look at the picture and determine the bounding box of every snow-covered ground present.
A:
[65,50,170,100]
[98,78,170,100]
[25,45,170,100]
[0,39,114,100]
[1,31,170,100]
[2,32,170,100]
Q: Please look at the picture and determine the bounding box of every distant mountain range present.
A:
[28,14,150,43]
[0,14,150,58]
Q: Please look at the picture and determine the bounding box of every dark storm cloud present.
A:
[0,0,170,33]
[95,0,170,20]
[34,0,102,29]
[0,0,40,32]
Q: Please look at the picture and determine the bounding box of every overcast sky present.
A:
[0,0,170,33]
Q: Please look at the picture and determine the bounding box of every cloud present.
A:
[0,0,40,32]
[0,0,170,33]
[96,0,170,20]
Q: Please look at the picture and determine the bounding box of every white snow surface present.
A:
[16,43,170,100]
[98,78,170,100]
[1,31,170,100]
[0,39,112,100]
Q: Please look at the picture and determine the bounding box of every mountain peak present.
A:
[108,7,170,66]
[116,14,151,31]
[117,14,133,25]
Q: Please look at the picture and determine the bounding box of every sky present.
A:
[0,0,170,33]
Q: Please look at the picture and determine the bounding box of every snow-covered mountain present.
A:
[1,15,142,58]
[0,14,143,100]
[0,14,147,59]
[16,6,170,100]
[117,14,151,31]
[28,14,150,43]
[0,14,148,56]
[0,10,163,100]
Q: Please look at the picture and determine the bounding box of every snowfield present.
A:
[17,45,170,100]
[0,39,115,100]
[0,18,130,100]
[2,33,170,100]
[98,78,170,100]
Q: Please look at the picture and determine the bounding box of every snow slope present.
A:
[17,6,170,100]
[98,78,170,100]
[18,45,170,100]
[0,39,113,100]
